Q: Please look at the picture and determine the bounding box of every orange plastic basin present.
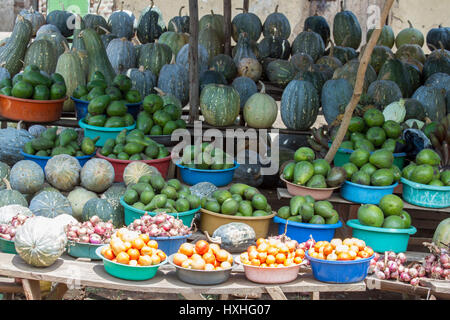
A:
[0,94,66,122]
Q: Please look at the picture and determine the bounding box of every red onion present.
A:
[168,229,178,237]
[376,261,385,270]
[384,269,390,279]
[425,254,436,263]
[373,253,381,261]
[400,272,411,282]
[388,261,398,273]
[0,234,11,240]
[0,225,7,234]
[79,235,90,243]
[410,277,420,286]
[440,254,449,265]
[86,228,94,235]
[133,219,142,227]
[94,225,105,236]
[67,231,77,239]
[161,221,172,231]
[78,227,87,235]
[387,251,397,261]
[397,252,407,264]
[154,215,166,225]
[85,221,93,229]
[376,270,386,280]
[443,263,450,269]
[16,214,27,223]
[432,266,443,278]
[418,266,426,277]
[390,271,399,280]
[408,268,418,278]
[89,234,102,244]
[89,216,100,225]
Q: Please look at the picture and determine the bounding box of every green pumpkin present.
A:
[200,84,240,127]
[316,42,343,71]
[158,31,189,57]
[29,190,73,218]
[0,179,28,207]
[304,14,330,47]
[367,80,403,108]
[332,9,362,49]
[24,39,58,75]
[321,78,353,125]
[367,45,393,73]
[81,198,115,224]
[136,10,163,44]
[333,59,377,93]
[231,8,262,43]
[291,31,325,62]
[101,183,127,227]
[199,26,224,65]
[367,25,395,49]
[138,42,172,77]
[199,10,225,43]
[67,187,98,221]
[265,59,296,87]
[45,155,81,192]
[395,20,424,49]
[80,158,115,193]
[243,82,278,129]
[10,160,44,195]
[210,54,237,82]
[395,44,426,64]
[377,58,413,97]
[262,5,291,40]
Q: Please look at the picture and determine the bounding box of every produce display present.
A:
[172,240,233,270]
[179,142,235,170]
[357,194,412,229]
[0,65,66,100]
[342,149,400,186]
[239,236,304,267]
[122,176,201,213]
[0,211,32,241]
[277,196,340,224]
[282,146,346,188]
[99,129,169,160]
[137,92,186,136]
[200,184,273,217]
[127,213,191,237]
[307,237,374,261]
[22,127,98,157]
[99,228,167,266]
[401,148,449,186]
[65,215,115,245]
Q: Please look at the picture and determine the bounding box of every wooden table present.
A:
[0,252,366,300]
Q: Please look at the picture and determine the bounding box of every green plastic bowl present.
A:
[346,219,417,253]
[95,245,167,281]
[0,238,16,254]
[401,177,450,208]
[120,197,200,227]
[67,241,104,260]
[78,118,136,147]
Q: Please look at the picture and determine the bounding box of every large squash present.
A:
[266,59,296,87]
[199,10,225,43]
[0,179,28,208]
[243,82,278,129]
[67,187,98,221]
[200,70,227,91]
[17,6,45,37]
[290,53,314,72]
[232,76,258,109]
[262,5,291,40]
[157,63,189,107]
[35,31,69,58]
[368,45,394,74]
[29,191,73,218]
[46,9,75,37]
[426,25,450,52]
[176,44,210,76]
[395,20,424,49]
[200,84,240,127]
[280,80,320,130]
[232,8,262,43]
[321,79,353,125]
[210,54,237,82]
[237,58,262,82]
[0,162,11,190]
[15,216,67,267]
[10,160,44,195]
[101,183,126,227]
[0,125,34,166]
[258,36,291,60]
[316,42,343,71]
[412,86,446,122]
[377,58,413,97]
[199,27,224,65]
[158,30,189,57]
[126,66,157,98]
[108,6,135,40]
[136,10,163,44]
[80,159,115,193]
[422,48,450,79]
[395,44,426,64]
[367,80,403,108]
[168,6,190,33]
[432,218,450,249]
[83,1,110,34]
[332,9,361,50]
[81,198,114,224]
[123,163,160,186]
[106,37,137,74]
[233,32,259,65]
[24,39,57,75]
[45,155,81,192]
[138,42,172,77]
[304,14,330,47]
[333,59,377,92]
[367,25,395,49]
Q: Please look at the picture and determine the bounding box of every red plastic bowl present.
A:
[0,94,66,122]
[96,150,172,182]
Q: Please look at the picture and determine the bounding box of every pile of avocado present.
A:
[180,142,235,170]
[22,127,97,157]
[277,195,340,225]
[136,93,186,136]
[0,65,66,100]
[336,108,405,153]
[357,194,412,229]
[201,183,273,217]
[282,147,346,188]
[123,176,201,213]
[99,128,169,160]
[402,148,450,186]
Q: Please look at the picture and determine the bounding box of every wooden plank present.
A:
[45,283,68,300]
[181,293,206,300]
[188,0,199,123]
[223,0,232,56]
[0,281,24,294]
[311,292,320,300]
[265,286,287,300]
[21,279,42,300]
[419,278,450,294]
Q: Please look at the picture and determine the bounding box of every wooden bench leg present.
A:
[219,294,229,300]
[46,283,68,300]
[22,279,42,300]
[311,292,320,300]
[265,286,287,300]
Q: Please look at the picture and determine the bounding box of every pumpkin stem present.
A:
[258,80,266,94]
[407,20,413,29]
[329,40,335,57]
[210,10,215,16]
[96,0,102,15]
[438,41,445,51]
[150,0,154,9]
[236,7,247,13]
[153,87,166,96]
[74,14,83,30]
[179,6,184,16]
[2,178,11,191]
[120,1,124,12]
[62,40,70,53]
[428,43,438,51]
[340,0,344,12]
[274,4,279,13]
[98,26,110,34]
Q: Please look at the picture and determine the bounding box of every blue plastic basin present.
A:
[340,180,398,204]
[176,161,239,187]
[346,219,417,253]
[401,177,450,208]
[20,150,95,171]
[71,97,142,121]
[273,216,342,243]
[306,251,374,283]
[79,118,136,147]
[149,234,191,256]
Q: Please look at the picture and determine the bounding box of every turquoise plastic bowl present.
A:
[95,245,167,281]
[346,219,417,253]
[72,97,142,121]
[340,180,398,204]
[120,197,200,227]
[331,145,406,169]
[273,216,342,243]
[176,161,240,187]
[67,241,104,260]
[0,238,16,254]
[401,177,450,208]
[79,118,136,147]
[306,251,374,283]
[20,150,95,171]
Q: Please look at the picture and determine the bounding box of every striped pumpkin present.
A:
[200,84,240,126]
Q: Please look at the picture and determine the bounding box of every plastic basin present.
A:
[0,238,16,254]
[340,180,398,204]
[120,197,199,227]
[281,175,340,200]
[273,216,342,243]
[149,234,191,257]
[306,251,374,283]
[332,146,407,170]
[235,256,302,284]
[346,219,417,253]
[79,118,136,147]
[21,150,95,171]
[67,241,104,260]
[199,208,276,239]
[176,161,239,187]
[96,150,171,182]
[401,177,450,208]
[0,94,66,122]
[95,245,167,281]
[71,97,142,121]
[168,254,233,285]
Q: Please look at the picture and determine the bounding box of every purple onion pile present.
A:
[65,216,115,244]
[0,214,31,241]
[127,213,191,237]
